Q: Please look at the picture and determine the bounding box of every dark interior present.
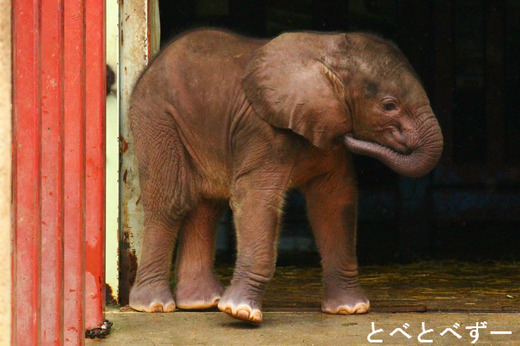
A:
[158,0,520,265]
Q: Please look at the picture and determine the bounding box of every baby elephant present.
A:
[128,29,443,323]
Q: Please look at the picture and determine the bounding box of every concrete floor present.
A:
[96,310,520,345]
[94,262,520,345]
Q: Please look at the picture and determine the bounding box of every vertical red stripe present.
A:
[40,1,65,344]
[12,0,41,344]
[85,0,106,330]
[13,1,106,342]
[63,0,86,343]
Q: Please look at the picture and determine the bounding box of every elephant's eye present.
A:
[383,102,396,111]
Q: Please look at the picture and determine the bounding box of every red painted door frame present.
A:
[12,0,105,344]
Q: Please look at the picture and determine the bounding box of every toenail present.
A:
[237,309,250,320]
[355,303,370,314]
[151,305,163,313]
[251,311,262,323]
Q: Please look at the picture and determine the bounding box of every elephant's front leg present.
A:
[218,172,289,323]
[303,166,370,315]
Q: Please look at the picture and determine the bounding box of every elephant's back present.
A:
[133,29,264,123]
[162,29,266,62]
[138,30,264,99]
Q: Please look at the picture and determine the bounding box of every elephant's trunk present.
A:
[344,116,443,178]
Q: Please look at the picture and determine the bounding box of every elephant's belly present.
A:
[191,155,232,200]
[199,173,232,200]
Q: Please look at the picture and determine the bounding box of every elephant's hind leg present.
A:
[129,111,194,313]
[175,200,225,309]
[129,216,181,313]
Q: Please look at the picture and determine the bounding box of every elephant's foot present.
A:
[175,274,224,309]
[217,282,264,323]
[321,286,370,315]
[129,281,176,313]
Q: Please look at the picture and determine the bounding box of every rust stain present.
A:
[119,201,138,305]
[118,227,138,305]
[123,169,128,184]
[119,135,129,153]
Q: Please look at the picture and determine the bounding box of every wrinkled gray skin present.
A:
[128,29,443,323]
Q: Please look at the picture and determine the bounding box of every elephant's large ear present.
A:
[242,33,350,150]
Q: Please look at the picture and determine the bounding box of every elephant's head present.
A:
[243,32,443,178]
